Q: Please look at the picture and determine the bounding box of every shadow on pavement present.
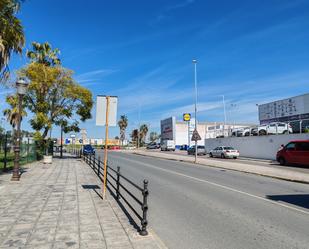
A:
[82,184,103,199]
[266,194,309,209]
[107,186,140,232]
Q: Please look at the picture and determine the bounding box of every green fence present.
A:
[0,142,38,171]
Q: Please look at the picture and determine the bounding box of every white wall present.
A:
[204,134,309,160]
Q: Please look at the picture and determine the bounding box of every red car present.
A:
[276,140,309,166]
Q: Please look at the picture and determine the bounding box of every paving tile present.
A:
[0,156,164,249]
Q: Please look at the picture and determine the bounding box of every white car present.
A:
[209,146,239,159]
[258,122,292,135]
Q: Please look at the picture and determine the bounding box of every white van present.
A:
[161,140,175,151]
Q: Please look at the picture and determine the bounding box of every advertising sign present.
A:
[160,117,176,140]
[259,93,309,124]
[96,96,118,126]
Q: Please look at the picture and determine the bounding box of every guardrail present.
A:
[72,149,149,236]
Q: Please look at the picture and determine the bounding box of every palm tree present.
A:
[139,124,149,146]
[0,0,25,83]
[117,115,128,145]
[26,41,60,66]
[3,95,26,129]
[149,131,160,143]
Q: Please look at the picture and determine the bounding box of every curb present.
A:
[132,152,309,185]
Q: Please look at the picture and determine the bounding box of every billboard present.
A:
[96,96,118,127]
[160,117,176,141]
[259,93,309,124]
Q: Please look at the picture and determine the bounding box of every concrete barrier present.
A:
[204,134,309,160]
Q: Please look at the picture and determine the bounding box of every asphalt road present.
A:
[98,151,309,249]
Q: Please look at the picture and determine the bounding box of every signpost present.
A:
[191,128,201,163]
[183,113,191,150]
[96,95,118,199]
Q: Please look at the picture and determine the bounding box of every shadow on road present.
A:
[266,194,309,209]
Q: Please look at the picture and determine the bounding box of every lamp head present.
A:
[16,78,28,95]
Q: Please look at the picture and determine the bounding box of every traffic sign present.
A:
[191,129,201,141]
[183,113,191,122]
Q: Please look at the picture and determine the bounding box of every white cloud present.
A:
[75,69,117,86]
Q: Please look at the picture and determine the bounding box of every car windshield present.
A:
[223,147,234,150]
[197,146,205,149]
[84,145,92,149]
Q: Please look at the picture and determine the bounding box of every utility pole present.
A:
[137,103,141,149]
[221,95,227,137]
[193,59,198,164]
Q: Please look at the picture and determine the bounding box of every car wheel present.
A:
[279,157,286,166]
[259,130,267,136]
[283,130,288,134]
[233,157,237,159]
[245,132,250,136]
[209,153,213,158]
[221,153,225,159]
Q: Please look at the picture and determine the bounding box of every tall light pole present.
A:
[221,95,227,137]
[193,59,198,163]
[137,103,141,149]
[11,78,28,181]
[230,103,237,131]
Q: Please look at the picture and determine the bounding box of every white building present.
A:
[161,117,252,149]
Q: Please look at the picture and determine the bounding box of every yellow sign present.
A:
[183,113,191,121]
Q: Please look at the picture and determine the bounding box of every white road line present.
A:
[121,155,309,216]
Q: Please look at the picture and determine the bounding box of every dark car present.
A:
[147,143,160,149]
[83,144,95,155]
[187,146,206,155]
[276,140,309,166]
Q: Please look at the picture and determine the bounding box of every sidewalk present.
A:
[0,156,166,249]
[129,150,309,184]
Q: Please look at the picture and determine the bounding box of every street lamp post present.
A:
[60,126,63,158]
[221,95,227,137]
[11,79,28,181]
[193,59,198,164]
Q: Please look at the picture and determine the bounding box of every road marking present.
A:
[119,155,309,216]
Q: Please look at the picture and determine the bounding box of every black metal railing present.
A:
[78,151,149,236]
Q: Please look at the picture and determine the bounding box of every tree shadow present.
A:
[266,194,309,209]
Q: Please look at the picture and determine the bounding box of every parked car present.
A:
[161,140,175,151]
[209,146,239,159]
[147,143,160,149]
[231,127,257,137]
[187,146,206,155]
[83,144,95,155]
[276,140,309,166]
[258,122,292,135]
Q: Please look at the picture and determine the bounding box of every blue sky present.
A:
[1,0,309,139]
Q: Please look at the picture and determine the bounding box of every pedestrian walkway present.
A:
[0,156,166,249]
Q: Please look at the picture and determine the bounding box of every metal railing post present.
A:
[89,154,92,167]
[116,166,120,200]
[140,179,149,236]
[93,155,95,169]
[98,156,101,176]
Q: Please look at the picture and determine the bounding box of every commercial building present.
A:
[160,117,250,149]
[258,93,309,132]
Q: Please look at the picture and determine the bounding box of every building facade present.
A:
[160,117,251,149]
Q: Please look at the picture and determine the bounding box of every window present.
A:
[286,143,295,151]
[270,124,276,127]
[278,123,286,127]
[297,142,309,151]
[224,147,234,150]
